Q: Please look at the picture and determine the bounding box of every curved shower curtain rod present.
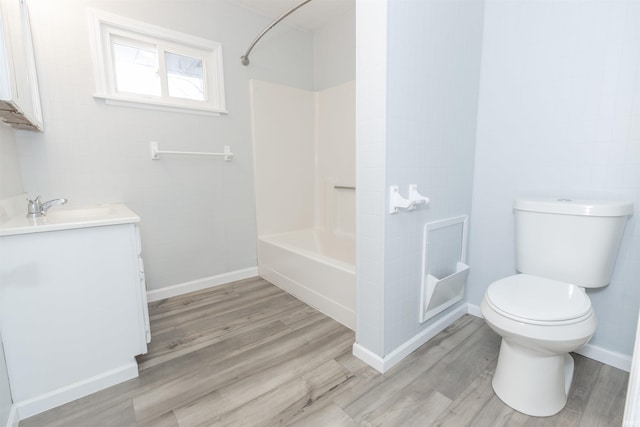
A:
[241,0,313,66]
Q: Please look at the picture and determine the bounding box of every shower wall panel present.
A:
[316,80,356,236]
[250,80,316,236]
[251,79,356,238]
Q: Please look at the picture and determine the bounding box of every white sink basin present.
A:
[0,200,139,236]
[47,205,116,220]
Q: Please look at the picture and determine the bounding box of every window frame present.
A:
[88,9,227,116]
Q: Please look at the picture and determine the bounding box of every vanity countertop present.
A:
[0,201,140,237]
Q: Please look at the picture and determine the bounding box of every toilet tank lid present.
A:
[514,198,633,217]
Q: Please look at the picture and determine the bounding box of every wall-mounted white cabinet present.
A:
[0,0,42,130]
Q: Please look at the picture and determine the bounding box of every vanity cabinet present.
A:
[0,0,42,130]
[0,214,150,418]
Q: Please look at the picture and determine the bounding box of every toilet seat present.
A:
[485,274,593,326]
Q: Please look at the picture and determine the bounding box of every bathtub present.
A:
[257,229,356,330]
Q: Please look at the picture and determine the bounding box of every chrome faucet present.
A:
[27,196,68,218]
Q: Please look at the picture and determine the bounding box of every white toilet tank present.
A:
[514,198,633,288]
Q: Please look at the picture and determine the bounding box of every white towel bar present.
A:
[150,141,233,161]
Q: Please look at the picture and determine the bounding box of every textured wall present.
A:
[0,125,23,199]
[16,0,315,290]
[468,0,640,356]
[382,0,484,355]
[314,8,355,91]
[355,0,388,356]
[355,0,484,357]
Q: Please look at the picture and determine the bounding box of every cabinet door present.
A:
[0,0,42,130]
[0,225,145,402]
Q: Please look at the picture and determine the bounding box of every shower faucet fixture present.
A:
[27,196,68,218]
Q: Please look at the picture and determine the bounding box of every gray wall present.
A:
[356,0,484,357]
[0,124,19,425]
[1,2,351,420]
[468,0,640,356]
[314,8,355,91]
[358,0,640,363]
[0,125,23,199]
[16,0,315,290]
[10,0,639,375]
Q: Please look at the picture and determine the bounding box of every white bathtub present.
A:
[257,229,356,330]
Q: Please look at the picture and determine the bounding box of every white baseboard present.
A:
[146,267,258,302]
[259,265,356,330]
[466,303,632,372]
[352,343,384,373]
[575,343,631,372]
[466,302,483,318]
[6,405,18,427]
[15,361,139,420]
[353,302,633,374]
[353,303,468,373]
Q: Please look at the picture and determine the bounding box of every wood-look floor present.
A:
[20,277,628,426]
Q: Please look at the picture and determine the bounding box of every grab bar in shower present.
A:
[240,0,313,66]
[150,141,233,161]
[334,186,356,190]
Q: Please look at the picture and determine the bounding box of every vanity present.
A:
[0,196,150,419]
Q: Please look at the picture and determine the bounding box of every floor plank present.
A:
[19,277,630,427]
[285,402,357,427]
[578,364,628,427]
[432,367,497,426]
[343,315,485,421]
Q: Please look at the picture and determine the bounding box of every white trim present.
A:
[352,343,385,373]
[146,267,258,302]
[466,303,632,372]
[259,265,356,330]
[623,307,640,426]
[96,94,226,116]
[14,361,138,420]
[467,303,483,318]
[6,405,19,427]
[354,302,633,375]
[87,8,226,115]
[353,303,468,373]
[575,343,631,372]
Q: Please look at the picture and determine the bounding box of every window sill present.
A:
[94,94,228,116]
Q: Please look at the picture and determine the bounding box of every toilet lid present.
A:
[486,274,592,322]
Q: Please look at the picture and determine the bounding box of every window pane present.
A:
[112,42,161,96]
[165,52,205,101]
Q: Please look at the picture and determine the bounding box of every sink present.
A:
[0,198,140,236]
[47,205,116,220]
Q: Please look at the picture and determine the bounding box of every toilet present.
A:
[481,198,633,417]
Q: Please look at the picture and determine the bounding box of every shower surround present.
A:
[250,79,356,329]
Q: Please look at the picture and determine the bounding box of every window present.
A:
[88,9,226,115]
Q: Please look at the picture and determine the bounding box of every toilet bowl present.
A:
[481,274,597,416]
[481,198,633,417]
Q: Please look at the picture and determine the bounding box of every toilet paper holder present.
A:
[389,184,430,214]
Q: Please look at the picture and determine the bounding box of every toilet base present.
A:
[492,338,574,417]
